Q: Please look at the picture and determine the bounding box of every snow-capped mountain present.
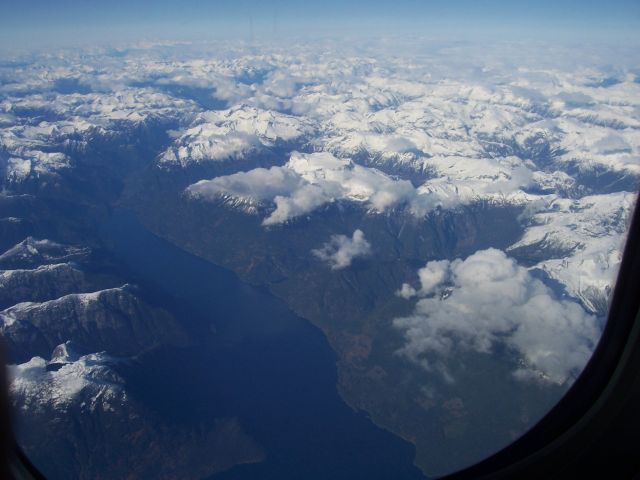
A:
[1,37,639,479]
[10,347,126,413]
[0,237,88,269]
[10,343,264,479]
[508,191,634,315]
[0,263,89,308]
[0,238,189,362]
[0,285,189,360]
[159,105,313,166]
[0,88,198,186]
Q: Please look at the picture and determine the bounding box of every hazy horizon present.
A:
[1,0,638,52]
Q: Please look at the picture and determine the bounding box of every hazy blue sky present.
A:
[1,0,639,48]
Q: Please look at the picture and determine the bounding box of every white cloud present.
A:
[186,151,537,226]
[312,230,372,270]
[188,166,304,203]
[266,184,332,226]
[394,248,599,385]
[186,151,422,225]
[396,259,450,298]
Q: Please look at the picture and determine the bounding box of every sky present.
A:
[1,0,639,48]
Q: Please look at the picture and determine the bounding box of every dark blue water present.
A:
[100,209,426,480]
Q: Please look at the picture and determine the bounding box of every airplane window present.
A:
[0,1,638,479]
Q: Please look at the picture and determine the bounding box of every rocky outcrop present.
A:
[0,237,89,270]
[11,345,265,480]
[1,285,188,362]
[0,263,91,309]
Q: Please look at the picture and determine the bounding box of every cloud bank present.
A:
[187,151,419,224]
[394,248,599,385]
[187,151,535,225]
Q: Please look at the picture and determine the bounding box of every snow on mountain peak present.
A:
[159,106,312,166]
[508,191,635,314]
[9,350,126,412]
